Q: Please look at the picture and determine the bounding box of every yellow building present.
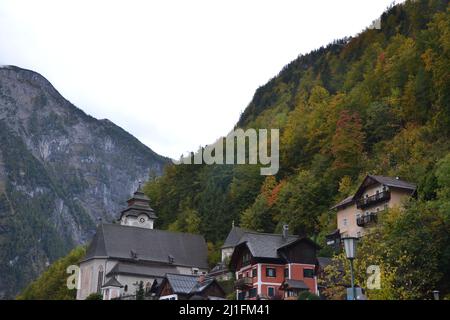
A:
[328,175,416,242]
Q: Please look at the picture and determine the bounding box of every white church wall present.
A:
[76,258,113,300]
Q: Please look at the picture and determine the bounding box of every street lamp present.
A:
[433,290,440,300]
[342,237,358,300]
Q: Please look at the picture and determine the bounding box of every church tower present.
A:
[119,184,157,229]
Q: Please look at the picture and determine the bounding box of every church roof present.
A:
[119,188,157,220]
[128,189,151,202]
[106,261,177,278]
[82,223,208,269]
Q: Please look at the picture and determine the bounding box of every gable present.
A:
[277,239,319,265]
[158,278,174,297]
[229,243,254,271]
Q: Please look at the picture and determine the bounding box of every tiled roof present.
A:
[106,261,177,278]
[368,175,416,190]
[83,223,208,269]
[331,195,354,209]
[331,175,417,209]
[165,274,217,295]
[236,232,299,259]
[282,279,309,290]
[102,277,123,288]
[165,274,199,294]
[222,226,248,248]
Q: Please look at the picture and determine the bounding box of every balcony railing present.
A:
[235,277,253,290]
[356,191,390,209]
[356,213,378,227]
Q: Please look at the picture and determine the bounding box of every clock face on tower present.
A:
[139,217,146,224]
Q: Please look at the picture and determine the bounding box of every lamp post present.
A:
[342,237,358,300]
[432,290,440,300]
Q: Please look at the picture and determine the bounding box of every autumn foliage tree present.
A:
[331,110,366,178]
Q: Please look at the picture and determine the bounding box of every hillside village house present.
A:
[225,226,320,300]
[327,175,417,244]
[157,273,226,300]
[76,188,209,300]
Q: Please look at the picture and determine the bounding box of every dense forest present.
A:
[144,0,450,299]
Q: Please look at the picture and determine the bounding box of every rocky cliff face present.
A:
[0,65,168,298]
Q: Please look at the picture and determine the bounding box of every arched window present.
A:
[124,285,128,292]
[96,265,104,293]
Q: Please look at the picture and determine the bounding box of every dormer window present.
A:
[168,254,174,264]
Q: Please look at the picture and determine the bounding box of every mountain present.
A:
[0,65,169,298]
[144,0,450,298]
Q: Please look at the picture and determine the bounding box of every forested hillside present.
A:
[145,0,450,298]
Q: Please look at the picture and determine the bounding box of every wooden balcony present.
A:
[235,277,253,290]
[356,191,390,209]
[356,213,378,227]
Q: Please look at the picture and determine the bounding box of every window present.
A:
[252,268,257,278]
[124,285,128,292]
[242,252,251,266]
[237,291,245,300]
[249,288,257,298]
[96,266,104,293]
[343,218,348,226]
[267,287,275,297]
[266,268,276,277]
[357,231,361,238]
[284,268,289,278]
[303,269,314,278]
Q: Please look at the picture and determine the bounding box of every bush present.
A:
[85,293,103,300]
[297,291,320,300]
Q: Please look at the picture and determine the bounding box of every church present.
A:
[76,187,209,300]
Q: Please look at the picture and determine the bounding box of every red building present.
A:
[228,226,320,300]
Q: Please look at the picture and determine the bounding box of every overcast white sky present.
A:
[0,0,402,159]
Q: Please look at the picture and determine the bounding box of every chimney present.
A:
[282,224,289,241]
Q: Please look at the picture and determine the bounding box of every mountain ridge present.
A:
[0,65,169,298]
